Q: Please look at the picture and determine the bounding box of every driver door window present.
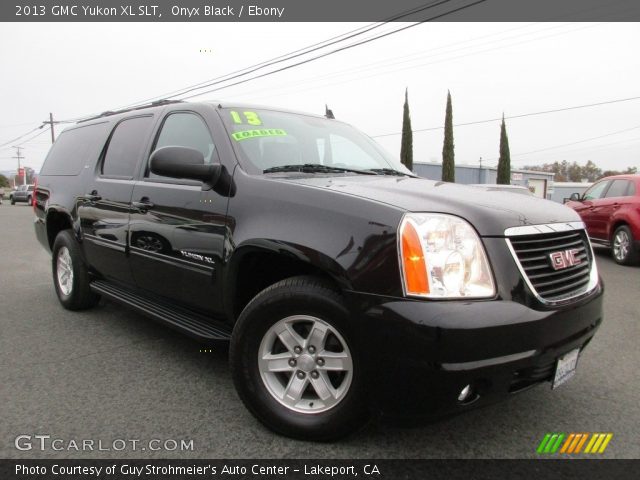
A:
[583,181,610,201]
[149,112,218,179]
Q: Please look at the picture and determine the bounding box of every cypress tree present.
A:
[400,88,413,171]
[497,114,511,184]
[442,91,455,182]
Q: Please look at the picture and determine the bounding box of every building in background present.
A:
[550,182,593,204]
[412,162,555,200]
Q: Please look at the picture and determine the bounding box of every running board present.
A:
[90,280,232,342]
[589,237,610,247]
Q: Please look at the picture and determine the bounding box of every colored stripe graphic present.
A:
[598,433,613,453]
[537,434,552,454]
[537,433,565,454]
[560,433,575,453]
[585,433,613,454]
[573,433,589,453]
[539,433,613,454]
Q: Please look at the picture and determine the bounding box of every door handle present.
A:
[83,192,101,202]
[132,198,155,211]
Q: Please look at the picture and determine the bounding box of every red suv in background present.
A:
[566,174,640,265]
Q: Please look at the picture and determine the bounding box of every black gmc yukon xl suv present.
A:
[35,101,603,440]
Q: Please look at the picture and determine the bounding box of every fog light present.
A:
[458,384,473,402]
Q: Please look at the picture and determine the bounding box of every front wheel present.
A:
[230,276,368,441]
[52,229,100,310]
[612,225,639,265]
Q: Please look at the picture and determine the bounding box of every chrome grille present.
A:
[505,223,597,304]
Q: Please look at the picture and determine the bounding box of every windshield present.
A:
[220,108,412,175]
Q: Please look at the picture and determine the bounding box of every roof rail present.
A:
[78,99,184,123]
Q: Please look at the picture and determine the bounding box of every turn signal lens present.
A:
[400,220,429,295]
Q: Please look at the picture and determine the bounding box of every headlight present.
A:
[398,213,495,299]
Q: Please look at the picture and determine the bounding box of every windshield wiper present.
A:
[263,164,377,175]
[368,168,412,176]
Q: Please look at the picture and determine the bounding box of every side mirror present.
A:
[569,192,582,202]
[150,146,221,186]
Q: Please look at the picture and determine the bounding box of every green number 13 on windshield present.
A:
[230,111,262,126]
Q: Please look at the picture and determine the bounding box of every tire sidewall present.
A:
[52,230,92,309]
[612,225,633,265]
[231,283,366,440]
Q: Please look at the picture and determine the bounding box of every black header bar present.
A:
[4,0,640,22]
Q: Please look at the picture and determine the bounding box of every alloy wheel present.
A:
[56,246,74,296]
[613,230,630,262]
[258,315,353,414]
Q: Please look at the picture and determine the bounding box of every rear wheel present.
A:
[611,225,639,265]
[230,276,368,441]
[52,229,100,310]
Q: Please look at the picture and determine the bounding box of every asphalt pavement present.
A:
[1,203,639,459]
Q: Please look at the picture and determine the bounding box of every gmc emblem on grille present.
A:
[549,249,582,270]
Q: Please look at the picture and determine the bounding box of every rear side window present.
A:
[39,122,109,176]
[604,180,632,198]
[102,116,154,178]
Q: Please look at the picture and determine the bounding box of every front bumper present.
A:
[345,283,603,420]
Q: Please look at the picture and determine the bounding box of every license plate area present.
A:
[552,348,580,389]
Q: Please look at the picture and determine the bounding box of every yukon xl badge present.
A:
[549,249,582,270]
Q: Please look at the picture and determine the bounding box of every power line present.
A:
[0,121,40,129]
[114,23,388,110]
[0,128,50,153]
[15,128,50,146]
[511,135,640,164]
[2,2,485,153]
[224,22,550,101]
[182,0,488,101]
[230,22,597,104]
[61,0,464,121]
[497,125,640,160]
[371,95,640,138]
[0,125,44,149]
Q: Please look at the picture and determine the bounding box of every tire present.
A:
[611,225,639,266]
[11,196,15,205]
[230,276,368,441]
[52,229,100,310]
[27,195,32,205]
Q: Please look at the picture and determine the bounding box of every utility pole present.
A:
[42,112,59,143]
[479,156,483,183]
[12,146,25,185]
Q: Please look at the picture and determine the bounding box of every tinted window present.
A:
[102,116,154,177]
[604,180,631,198]
[149,113,216,178]
[583,181,609,201]
[39,122,109,176]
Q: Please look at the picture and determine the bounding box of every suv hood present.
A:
[279,175,580,237]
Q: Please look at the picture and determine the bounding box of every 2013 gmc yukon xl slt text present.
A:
[34,101,603,440]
